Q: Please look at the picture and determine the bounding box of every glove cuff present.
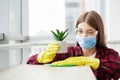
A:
[92,58,100,70]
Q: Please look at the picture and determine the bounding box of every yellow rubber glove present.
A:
[50,56,100,70]
[37,42,59,63]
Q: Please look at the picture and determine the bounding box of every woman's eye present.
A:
[78,30,83,33]
[87,32,93,34]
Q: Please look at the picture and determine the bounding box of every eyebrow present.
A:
[87,29,95,31]
[76,28,95,31]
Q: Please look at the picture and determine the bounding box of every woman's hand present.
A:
[50,56,100,70]
[37,42,59,63]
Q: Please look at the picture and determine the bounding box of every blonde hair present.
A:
[76,10,107,48]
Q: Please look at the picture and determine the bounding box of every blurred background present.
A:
[0,0,120,69]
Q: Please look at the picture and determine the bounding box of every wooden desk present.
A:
[0,64,96,80]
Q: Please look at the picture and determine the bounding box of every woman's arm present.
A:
[52,46,83,62]
[98,49,120,79]
[26,54,39,64]
[26,46,75,64]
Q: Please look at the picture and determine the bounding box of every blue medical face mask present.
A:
[75,35,97,49]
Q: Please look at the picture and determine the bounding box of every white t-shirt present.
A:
[89,51,96,58]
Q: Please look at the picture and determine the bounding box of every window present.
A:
[27,0,106,41]
[29,0,66,37]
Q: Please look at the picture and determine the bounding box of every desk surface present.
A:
[0,64,96,80]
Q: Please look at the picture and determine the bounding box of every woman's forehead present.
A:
[77,22,95,30]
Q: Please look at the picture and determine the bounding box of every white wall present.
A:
[0,0,23,68]
[0,0,9,68]
[9,0,22,66]
[106,0,120,41]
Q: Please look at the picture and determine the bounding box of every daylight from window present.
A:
[29,0,66,36]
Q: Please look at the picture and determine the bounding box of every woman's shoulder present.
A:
[105,47,118,53]
[98,47,119,55]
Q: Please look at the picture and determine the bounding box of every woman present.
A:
[27,11,120,80]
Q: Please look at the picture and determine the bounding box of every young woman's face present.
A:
[76,22,97,37]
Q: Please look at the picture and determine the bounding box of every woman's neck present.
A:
[82,47,96,57]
